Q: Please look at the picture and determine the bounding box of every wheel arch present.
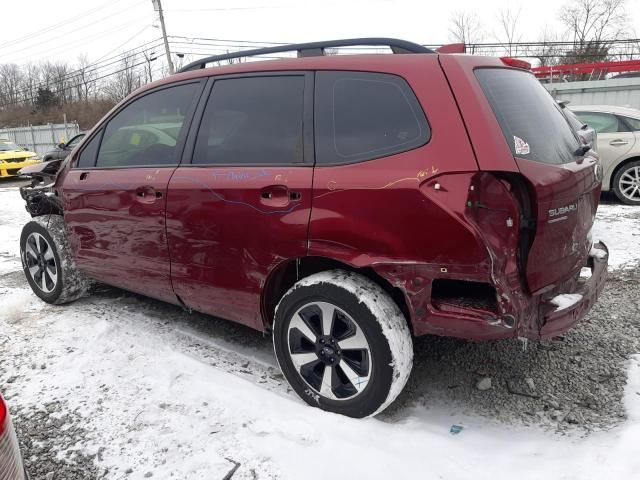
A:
[609,155,640,190]
[261,256,413,333]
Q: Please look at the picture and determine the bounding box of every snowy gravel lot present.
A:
[1,179,639,479]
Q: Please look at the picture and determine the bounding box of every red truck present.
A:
[19,39,608,418]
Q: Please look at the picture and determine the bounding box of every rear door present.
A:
[166,73,314,330]
[62,81,202,303]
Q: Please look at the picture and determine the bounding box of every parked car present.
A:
[18,38,608,418]
[42,133,86,162]
[0,139,40,178]
[571,105,640,205]
[0,393,27,480]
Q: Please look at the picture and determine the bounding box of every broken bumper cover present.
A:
[538,241,609,339]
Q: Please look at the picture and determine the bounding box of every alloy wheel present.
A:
[619,166,640,202]
[287,301,372,401]
[24,232,58,293]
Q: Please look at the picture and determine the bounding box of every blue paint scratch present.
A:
[210,169,270,181]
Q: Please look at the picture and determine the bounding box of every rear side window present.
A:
[476,68,579,165]
[573,111,629,134]
[95,83,198,168]
[193,76,305,165]
[315,71,429,165]
[622,116,640,131]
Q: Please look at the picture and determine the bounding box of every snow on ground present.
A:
[0,180,640,479]
[0,181,29,275]
[591,202,640,270]
[2,285,640,480]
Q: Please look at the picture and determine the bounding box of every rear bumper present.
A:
[537,241,608,339]
[374,242,609,342]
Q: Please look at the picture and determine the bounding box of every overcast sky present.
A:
[2,0,639,67]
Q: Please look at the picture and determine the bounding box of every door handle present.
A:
[609,139,629,146]
[260,185,290,206]
[135,186,160,203]
[79,172,89,180]
[289,191,301,201]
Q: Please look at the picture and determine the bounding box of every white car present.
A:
[571,105,640,205]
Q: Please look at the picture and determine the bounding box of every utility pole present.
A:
[152,0,174,74]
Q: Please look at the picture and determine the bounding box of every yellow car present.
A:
[0,139,41,178]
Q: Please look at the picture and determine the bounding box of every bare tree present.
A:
[51,62,71,104]
[496,7,523,56]
[559,0,628,62]
[0,64,24,107]
[449,11,485,52]
[534,27,565,68]
[103,53,143,102]
[21,63,41,106]
[73,54,97,102]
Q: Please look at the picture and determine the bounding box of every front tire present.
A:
[273,270,413,418]
[20,215,88,304]
[613,160,640,205]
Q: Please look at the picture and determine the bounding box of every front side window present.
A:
[67,134,85,148]
[315,71,429,165]
[193,76,305,165]
[476,68,580,165]
[76,132,101,168]
[95,83,198,168]
[573,111,629,134]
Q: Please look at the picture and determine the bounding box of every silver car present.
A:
[571,105,640,205]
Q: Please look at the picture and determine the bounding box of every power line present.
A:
[3,17,154,64]
[0,42,164,108]
[0,0,127,51]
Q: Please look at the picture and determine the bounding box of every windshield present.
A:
[0,141,23,152]
[475,68,580,165]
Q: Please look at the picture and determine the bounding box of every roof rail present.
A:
[178,37,435,73]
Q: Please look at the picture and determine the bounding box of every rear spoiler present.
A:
[437,43,466,54]
[500,57,532,70]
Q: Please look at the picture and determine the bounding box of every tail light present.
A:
[0,394,26,480]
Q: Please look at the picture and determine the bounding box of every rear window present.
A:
[476,68,579,165]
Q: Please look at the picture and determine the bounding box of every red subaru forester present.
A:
[19,39,608,417]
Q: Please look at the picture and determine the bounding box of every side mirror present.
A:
[23,147,29,151]
[57,142,65,149]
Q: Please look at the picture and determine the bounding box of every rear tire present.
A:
[273,270,413,418]
[613,160,640,205]
[20,215,88,304]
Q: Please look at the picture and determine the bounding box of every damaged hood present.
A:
[18,158,63,178]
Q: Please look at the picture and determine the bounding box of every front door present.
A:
[166,74,314,329]
[62,82,202,302]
